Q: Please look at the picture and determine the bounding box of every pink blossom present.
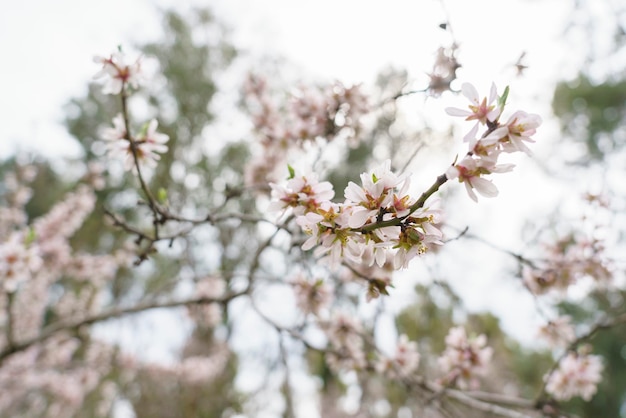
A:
[269,172,335,216]
[106,119,169,171]
[377,334,420,378]
[93,51,144,95]
[0,232,42,292]
[100,113,127,142]
[343,159,407,228]
[292,275,333,316]
[324,312,366,372]
[545,352,603,401]
[445,83,501,125]
[538,316,576,348]
[438,326,493,389]
[498,111,543,155]
[445,156,499,202]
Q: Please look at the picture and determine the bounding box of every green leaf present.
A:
[498,85,510,112]
[24,227,36,246]
[287,164,295,179]
[157,187,168,203]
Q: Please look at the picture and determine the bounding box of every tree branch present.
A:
[0,290,246,364]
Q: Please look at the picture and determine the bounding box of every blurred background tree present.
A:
[2,0,626,416]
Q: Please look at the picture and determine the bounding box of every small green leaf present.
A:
[138,121,149,137]
[157,187,168,203]
[498,85,510,110]
[287,164,295,179]
[24,227,36,246]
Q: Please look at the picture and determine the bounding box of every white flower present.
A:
[0,232,42,292]
[538,316,576,348]
[446,156,500,202]
[445,82,501,125]
[106,119,169,171]
[545,352,603,401]
[93,51,144,95]
[269,172,335,215]
[377,334,420,378]
[500,111,542,155]
[292,275,333,316]
[100,114,127,142]
[438,326,493,389]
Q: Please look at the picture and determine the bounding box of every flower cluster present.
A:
[291,275,333,316]
[0,232,42,293]
[0,335,118,418]
[94,53,169,172]
[244,74,369,184]
[270,160,443,269]
[522,232,612,295]
[437,326,493,389]
[538,316,576,348]
[323,312,366,372]
[427,45,461,96]
[245,74,369,145]
[377,334,421,378]
[93,50,144,95]
[545,351,603,401]
[445,83,542,201]
[100,114,170,171]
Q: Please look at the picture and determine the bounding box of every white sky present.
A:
[1,0,575,157]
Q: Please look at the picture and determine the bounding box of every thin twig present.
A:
[0,290,246,364]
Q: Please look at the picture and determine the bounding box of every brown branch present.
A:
[0,290,246,364]
[360,173,448,232]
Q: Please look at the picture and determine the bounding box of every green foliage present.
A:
[552,74,626,161]
[558,290,626,417]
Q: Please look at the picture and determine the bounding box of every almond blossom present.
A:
[445,155,501,202]
[323,312,366,372]
[102,117,170,171]
[545,352,603,401]
[438,326,493,389]
[0,232,42,292]
[522,231,612,295]
[538,316,576,348]
[93,51,144,95]
[271,161,442,270]
[343,159,407,228]
[498,111,543,155]
[445,82,501,125]
[269,172,335,216]
[292,275,333,316]
[377,334,421,378]
[445,83,541,202]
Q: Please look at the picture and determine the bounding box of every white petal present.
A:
[445,107,472,117]
[348,207,372,229]
[302,235,318,251]
[445,165,460,180]
[489,82,498,104]
[464,181,478,202]
[471,177,499,198]
[344,182,367,203]
[461,83,479,104]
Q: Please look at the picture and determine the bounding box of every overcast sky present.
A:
[1,0,578,158]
